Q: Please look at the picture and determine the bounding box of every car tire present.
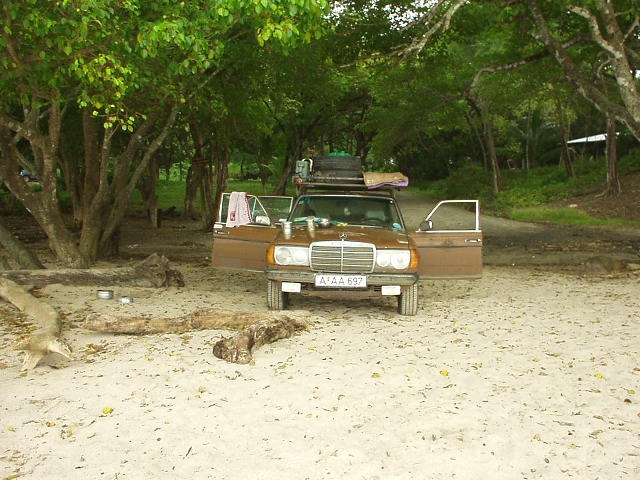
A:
[398,282,418,316]
[267,279,288,311]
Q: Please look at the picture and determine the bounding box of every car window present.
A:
[422,201,480,231]
[290,195,403,229]
[219,193,271,225]
[259,196,293,220]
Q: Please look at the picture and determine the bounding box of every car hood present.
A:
[275,225,411,249]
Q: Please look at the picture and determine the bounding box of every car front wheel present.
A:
[398,282,418,316]
[267,279,288,311]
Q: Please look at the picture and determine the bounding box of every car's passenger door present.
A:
[410,200,483,279]
[212,193,291,271]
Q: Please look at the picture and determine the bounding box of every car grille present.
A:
[310,241,375,273]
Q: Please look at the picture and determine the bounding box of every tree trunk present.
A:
[74,113,109,261]
[605,113,621,196]
[139,155,160,228]
[558,119,575,178]
[1,253,184,288]
[0,117,89,268]
[187,122,215,227]
[184,164,199,219]
[97,104,179,258]
[199,160,215,230]
[481,106,501,193]
[465,109,488,169]
[0,277,72,370]
[0,219,44,269]
[1,93,179,267]
[212,141,230,224]
[468,96,501,193]
[273,140,305,196]
[554,95,576,178]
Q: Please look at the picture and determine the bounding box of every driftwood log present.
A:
[0,253,184,288]
[84,308,291,334]
[0,277,72,370]
[212,316,308,364]
[84,309,308,365]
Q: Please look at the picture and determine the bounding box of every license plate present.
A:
[315,274,367,288]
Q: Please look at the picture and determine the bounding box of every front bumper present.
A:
[265,269,418,286]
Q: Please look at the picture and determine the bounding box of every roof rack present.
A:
[293,156,408,196]
[294,182,402,199]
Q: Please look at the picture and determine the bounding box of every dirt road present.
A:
[395,190,640,268]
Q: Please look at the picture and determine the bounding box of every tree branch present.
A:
[567,5,621,59]
[402,0,469,56]
[529,2,640,138]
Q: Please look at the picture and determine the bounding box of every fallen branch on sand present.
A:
[0,253,184,288]
[0,277,72,370]
[212,316,308,365]
[84,308,297,334]
[84,309,308,365]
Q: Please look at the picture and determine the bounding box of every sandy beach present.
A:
[1,259,638,479]
[2,188,640,479]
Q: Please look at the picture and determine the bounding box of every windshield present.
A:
[290,195,404,230]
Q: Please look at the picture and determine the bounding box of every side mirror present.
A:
[418,219,433,231]
[255,215,271,226]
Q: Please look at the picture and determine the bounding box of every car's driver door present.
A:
[211,193,289,271]
[410,200,483,279]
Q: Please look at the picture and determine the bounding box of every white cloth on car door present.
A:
[226,191,252,227]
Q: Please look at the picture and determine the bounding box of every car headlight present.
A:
[376,250,411,270]
[273,246,310,266]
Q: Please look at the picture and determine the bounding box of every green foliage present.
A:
[421,162,494,202]
[495,144,640,217]
[228,161,261,181]
[505,108,562,168]
[418,148,640,223]
[491,164,591,214]
[618,147,640,175]
[263,156,286,185]
[0,0,329,128]
[163,162,190,181]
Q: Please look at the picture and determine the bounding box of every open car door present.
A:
[410,200,483,279]
[211,193,292,271]
[258,195,294,221]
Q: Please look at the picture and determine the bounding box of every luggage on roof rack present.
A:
[294,155,363,187]
[293,155,408,194]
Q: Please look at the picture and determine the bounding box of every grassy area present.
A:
[508,206,640,228]
[419,151,640,227]
[129,179,276,213]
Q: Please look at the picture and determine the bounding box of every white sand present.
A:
[1,264,638,479]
